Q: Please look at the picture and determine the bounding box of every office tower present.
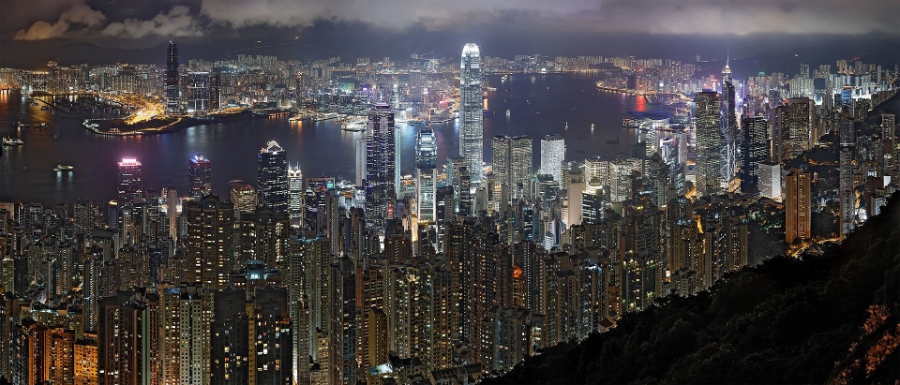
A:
[184,72,210,113]
[540,134,566,184]
[355,138,366,186]
[165,41,179,114]
[785,168,811,244]
[188,154,212,200]
[416,127,438,222]
[757,162,782,201]
[117,158,143,204]
[839,121,855,237]
[230,183,257,213]
[185,195,234,289]
[493,135,533,202]
[288,164,303,229]
[209,72,221,110]
[258,140,289,213]
[694,91,724,196]
[883,114,896,140]
[775,98,814,162]
[721,58,737,182]
[741,116,768,193]
[159,283,211,385]
[366,102,396,234]
[460,43,484,182]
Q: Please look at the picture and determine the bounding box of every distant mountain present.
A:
[483,194,900,384]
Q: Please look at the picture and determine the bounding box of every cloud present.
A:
[102,6,203,38]
[199,0,596,30]
[13,3,105,40]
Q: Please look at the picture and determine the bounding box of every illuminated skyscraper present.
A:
[288,164,303,229]
[230,183,257,213]
[366,103,396,234]
[185,195,234,289]
[117,158,143,204]
[839,121,856,237]
[775,98,814,162]
[784,168,811,244]
[165,41,179,114]
[188,154,212,200]
[416,127,438,223]
[540,134,565,184]
[184,72,210,113]
[694,91,724,196]
[460,43,484,182]
[258,140,289,213]
[721,58,737,182]
[741,116,768,193]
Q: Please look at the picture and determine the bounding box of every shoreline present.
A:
[82,110,274,136]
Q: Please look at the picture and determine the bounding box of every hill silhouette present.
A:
[485,196,900,384]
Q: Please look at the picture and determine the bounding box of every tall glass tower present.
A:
[117,158,143,204]
[165,41,180,114]
[460,43,483,183]
[257,140,289,213]
[366,103,396,234]
[416,127,437,222]
[288,164,303,229]
[721,58,737,182]
[188,154,212,200]
[694,91,724,196]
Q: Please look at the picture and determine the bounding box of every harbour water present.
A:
[0,74,665,204]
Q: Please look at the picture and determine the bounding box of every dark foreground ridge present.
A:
[486,196,900,384]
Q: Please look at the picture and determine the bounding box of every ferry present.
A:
[2,137,24,146]
[342,116,368,132]
[53,165,75,172]
[289,115,306,122]
[506,109,511,118]
[565,122,568,130]
[407,117,427,126]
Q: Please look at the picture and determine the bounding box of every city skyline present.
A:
[0,2,899,384]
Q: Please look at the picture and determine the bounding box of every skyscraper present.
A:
[694,91,724,196]
[117,158,143,204]
[188,154,212,200]
[784,168,811,244]
[231,183,257,213]
[741,116,768,193]
[416,127,438,223]
[460,43,484,182]
[540,134,565,184]
[258,140,289,213]
[288,164,303,229]
[185,195,234,289]
[721,58,737,182]
[492,135,533,201]
[366,103,396,234]
[185,72,210,113]
[165,41,179,114]
[775,98,815,162]
[839,121,856,237]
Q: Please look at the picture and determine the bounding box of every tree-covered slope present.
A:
[486,196,900,384]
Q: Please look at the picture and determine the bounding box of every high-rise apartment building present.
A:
[460,43,484,182]
[839,121,856,237]
[258,140,289,213]
[775,98,815,162]
[188,154,212,200]
[185,195,234,289]
[492,135,533,201]
[288,164,303,229]
[784,168,811,244]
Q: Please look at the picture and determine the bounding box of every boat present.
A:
[506,109,511,118]
[565,122,568,130]
[591,123,595,131]
[289,115,306,122]
[342,116,368,132]
[41,105,48,111]
[53,164,75,172]
[407,117,427,126]
[2,137,24,146]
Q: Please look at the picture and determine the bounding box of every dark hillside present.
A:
[486,196,900,384]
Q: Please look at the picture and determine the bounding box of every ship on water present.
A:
[341,116,368,132]
[53,164,75,172]
[2,137,24,146]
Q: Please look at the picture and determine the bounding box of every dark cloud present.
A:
[2,0,898,46]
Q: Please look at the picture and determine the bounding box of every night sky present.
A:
[1,0,899,67]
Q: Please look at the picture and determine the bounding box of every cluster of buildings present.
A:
[0,42,899,385]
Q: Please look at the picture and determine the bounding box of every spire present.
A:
[723,51,731,73]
